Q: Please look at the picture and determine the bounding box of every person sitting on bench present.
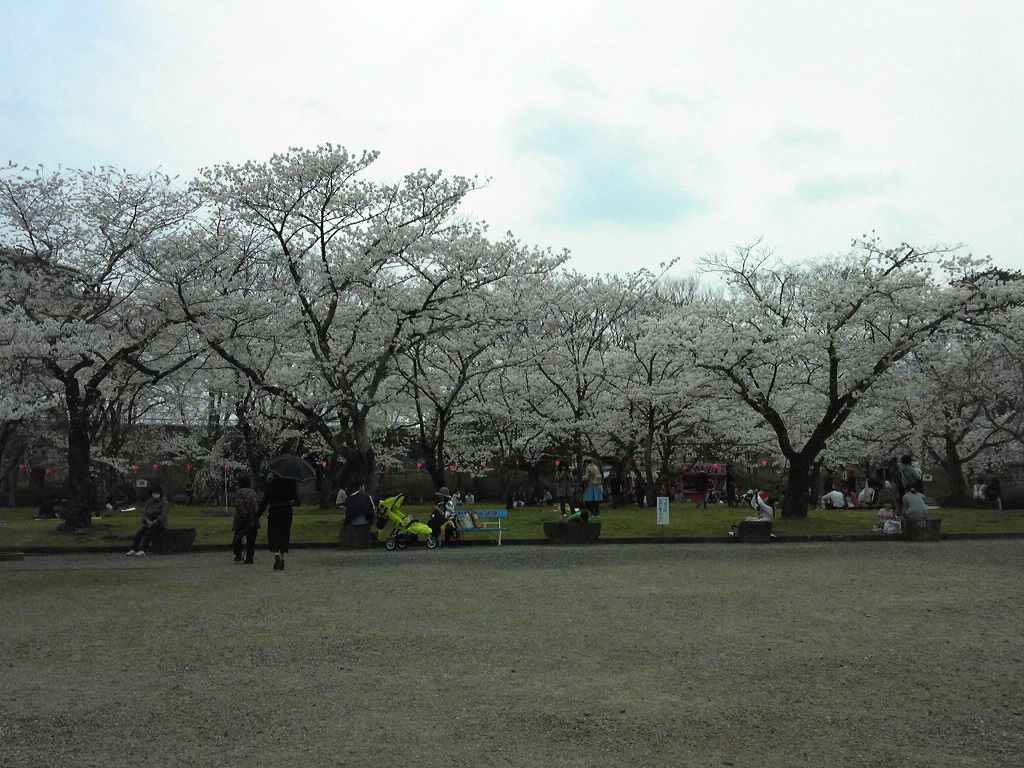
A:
[745,489,774,520]
[126,484,169,556]
[901,483,928,537]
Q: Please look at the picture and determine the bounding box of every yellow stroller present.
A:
[376,494,432,550]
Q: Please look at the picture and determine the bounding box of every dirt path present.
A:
[1,540,1021,767]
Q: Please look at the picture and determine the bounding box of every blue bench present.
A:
[455,509,508,545]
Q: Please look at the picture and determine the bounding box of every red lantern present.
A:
[554,459,560,466]
[416,461,423,469]
[18,463,24,470]
[321,460,328,467]
[45,468,52,474]
[449,464,455,470]
[153,463,159,470]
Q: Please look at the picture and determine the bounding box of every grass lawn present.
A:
[1,498,1022,549]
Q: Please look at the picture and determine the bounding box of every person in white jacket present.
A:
[746,489,774,520]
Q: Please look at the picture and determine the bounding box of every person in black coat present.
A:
[342,483,375,525]
[259,475,297,571]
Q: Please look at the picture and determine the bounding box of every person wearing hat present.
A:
[428,486,457,544]
[126,483,169,555]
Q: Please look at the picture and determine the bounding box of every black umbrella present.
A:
[262,454,317,482]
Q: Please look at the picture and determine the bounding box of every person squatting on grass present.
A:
[231,477,261,564]
[821,489,854,509]
[126,484,169,556]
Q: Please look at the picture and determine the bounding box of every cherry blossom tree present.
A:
[0,166,198,526]
[393,272,554,490]
[664,238,1019,517]
[518,270,662,475]
[167,145,563,493]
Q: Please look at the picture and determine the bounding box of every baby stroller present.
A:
[376,494,432,550]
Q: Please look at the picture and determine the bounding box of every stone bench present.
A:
[339,524,372,550]
[731,519,773,543]
[154,527,197,553]
[903,518,941,542]
[543,521,601,544]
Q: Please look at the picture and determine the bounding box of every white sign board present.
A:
[656,496,670,526]
[135,479,149,488]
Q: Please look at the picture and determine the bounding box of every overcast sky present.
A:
[3,0,1022,275]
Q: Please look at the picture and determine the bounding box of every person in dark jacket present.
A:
[259,475,298,571]
[554,465,574,517]
[342,483,375,526]
[694,469,711,509]
[126,484,169,556]
[231,477,261,564]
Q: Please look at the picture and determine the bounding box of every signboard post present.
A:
[656,496,670,526]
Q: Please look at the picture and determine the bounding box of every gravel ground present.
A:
[1,540,1022,768]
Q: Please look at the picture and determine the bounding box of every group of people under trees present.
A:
[544,459,752,518]
[820,456,925,511]
[122,473,371,572]
[820,455,1003,515]
[816,454,979,537]
[818,456,928,533]
[110,451,1005,562]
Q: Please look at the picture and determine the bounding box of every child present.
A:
[873,500,901,534]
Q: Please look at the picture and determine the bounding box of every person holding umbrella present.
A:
[259,453,315,571]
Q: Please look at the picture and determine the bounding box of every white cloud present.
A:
[2,0,1022,273]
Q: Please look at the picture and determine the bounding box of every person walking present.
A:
[259,474,298,571]
[231,477,261,564]
[608,473,622,509]
[633,471,647,508]
[126,484,169,556]
[725,465,736,506]
[694,468,711,509]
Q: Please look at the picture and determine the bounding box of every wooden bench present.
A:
[454,509,508,545]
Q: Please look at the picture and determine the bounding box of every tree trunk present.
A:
[939,433,969,504]
[337,415,377,494]
[65,404,95,528]
[780,456,813,519]
[318,458,344,508]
